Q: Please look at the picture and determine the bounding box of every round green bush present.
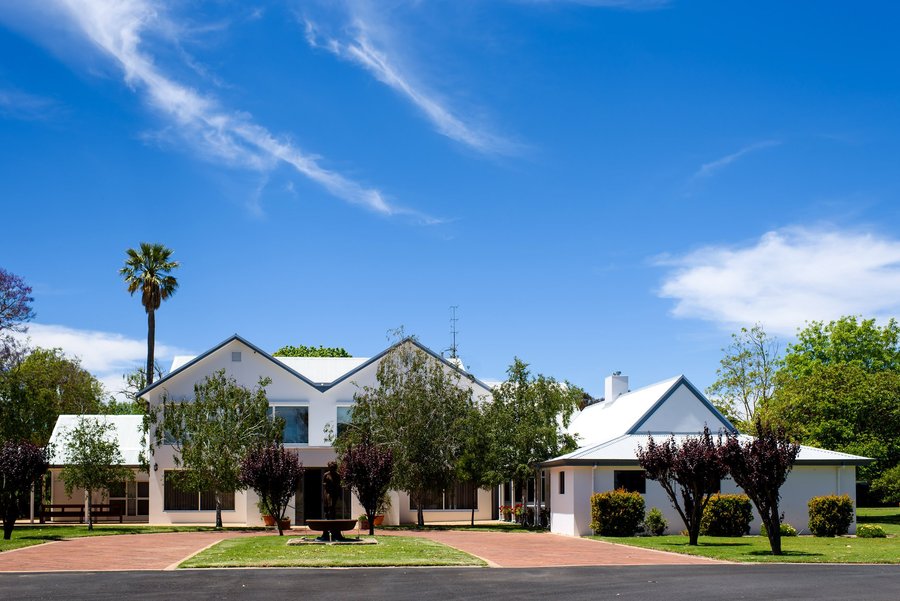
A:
[856,524,886,538]
[760,522,798,537]
[807,495,854,537]
[644,507,668,536]
[590,489,645,536]
[700,494,753,536]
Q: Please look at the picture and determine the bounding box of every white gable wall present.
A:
[635,383,726,434]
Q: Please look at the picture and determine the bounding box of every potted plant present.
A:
[501,505,513,521]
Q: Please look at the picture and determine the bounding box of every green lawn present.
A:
[0,525,259,553]
[179,535,486,568]
[588,507,900,563]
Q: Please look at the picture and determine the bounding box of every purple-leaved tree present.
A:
[722,419,800,555]
[239,444,304,536]
[339,442,394,536]
[637,426,729,545]
[0,441,47,540]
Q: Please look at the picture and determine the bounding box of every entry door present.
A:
[295,468,323,525]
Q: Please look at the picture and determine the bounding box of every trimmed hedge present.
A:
[590,489,645,536]
[760,522,798,537]
[700,494,753,536]
[644,507,668,536]
[808,494,854,537]
[856,524,886,538]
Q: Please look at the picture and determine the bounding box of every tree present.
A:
[872,464,900,505]
[0,440,47,540]
[706,324,780,432]
[457,401,502,526]
[59,417,133,531]
[489,359,582,520]
[120,243,179,387]
[273,345,351,358]
[767,316,900,501]
[721,419,800,555]
[152,370,281,528]
[0,268,35,370]
[0,348,105,446]
[339,441,393,535]
[636,427,729,546]
[239,444,304,536]
[347,341,472,528]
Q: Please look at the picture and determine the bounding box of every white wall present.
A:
[551,463,860,537]
[638,384,725,434]
[550,466,594,536]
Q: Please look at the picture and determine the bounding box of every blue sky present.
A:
[3,0,900,398]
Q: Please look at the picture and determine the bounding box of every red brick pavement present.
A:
[387,530,724,567]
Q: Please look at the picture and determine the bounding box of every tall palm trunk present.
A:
[146,309,155,386]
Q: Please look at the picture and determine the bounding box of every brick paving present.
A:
[390,530,724,567]
[0,530,262,572]
[0,527,721,572]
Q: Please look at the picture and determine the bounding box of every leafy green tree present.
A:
[872,464,900,504]
[706,324,780,432]
[273,345,352,358]
[766,317,900,499]
[489,358,582,519]
[346,342,473,528]
[0,348,105,445]
[0,440,47,539]
[456,401,502,526]
[59,417,133,531]
[152,370,281,528]
[120,243,179,387]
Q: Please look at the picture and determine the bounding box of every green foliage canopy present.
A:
[273,345,352,358]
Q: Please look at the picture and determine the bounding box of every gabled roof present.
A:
[540,434,873,467]
[47,415,146,467]
[139,334,493,398]
[567,375,735,447]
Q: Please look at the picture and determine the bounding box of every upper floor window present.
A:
[336,406,353,439]
[269,406,309,444]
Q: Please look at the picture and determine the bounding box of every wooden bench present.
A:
[40,504,123,524]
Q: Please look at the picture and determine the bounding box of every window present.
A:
[164,472,235,511]
[231,351,242,362]
[614,470,646,494]
[269,406,309,444]
[409,481,479,510]
[109,480,149,516]
[559,471,565,495]
[336,406,353,438]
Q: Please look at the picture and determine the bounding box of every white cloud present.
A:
[693,140,781,180]
[516,0,668,8]
[0,87,61,120]
[303,12,518,156]
[13,323,190,400]
[5,0,411,218]
[657,227,900,335]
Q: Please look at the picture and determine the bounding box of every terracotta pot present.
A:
[278,518,291,531]
[262,515,276,527]
[359,515,385,530]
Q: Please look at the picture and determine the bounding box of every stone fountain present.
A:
[305,462,358,542]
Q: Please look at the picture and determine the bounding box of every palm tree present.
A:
[120,243,179,387]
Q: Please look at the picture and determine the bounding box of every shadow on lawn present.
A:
[857,512,900,526]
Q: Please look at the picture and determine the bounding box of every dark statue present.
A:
[306,461,357,542]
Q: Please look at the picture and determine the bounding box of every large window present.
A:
[164,472,235,511]
[410,481,479,511]
[614,470,646,494]
[109,480,149,516]
[336,406,353,439]
[269,406,309,444]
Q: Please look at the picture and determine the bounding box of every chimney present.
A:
[604,372,628,403]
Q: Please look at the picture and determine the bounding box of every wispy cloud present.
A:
[515,0,669,8]
[0,87,62,120]
[13,322,191,400]
[657,227,900,335]
[303,13,518,156]
[692,140,781,180]
[6,0,417,218]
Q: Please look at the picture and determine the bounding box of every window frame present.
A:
[268,404,310,445]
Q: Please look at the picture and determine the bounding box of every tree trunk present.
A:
[416,492,424,529]
[519,482,527,525]
[688,502,702,545]
[146,309,156,386]
[3,505,15,540]
[85,490,93,531]
[764,515,783,555]
[471,486,476,527]
[215,493,223,529]
[367,509,376,536]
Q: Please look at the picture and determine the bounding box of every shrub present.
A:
[590,489,645,536]
[644,507,668,536]
[760,522,798,537]
[808,495,854,537]
[700,494,753,536]
[856,524,886,538]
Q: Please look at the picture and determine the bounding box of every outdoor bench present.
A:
[40,504,123,523]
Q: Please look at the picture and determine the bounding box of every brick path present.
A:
[0,531,261,572]
[391,530,724,567]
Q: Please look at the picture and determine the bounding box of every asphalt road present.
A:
[3,565,899,600]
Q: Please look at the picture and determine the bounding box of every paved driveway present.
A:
[0,531,259,572]
[393,530,722,567]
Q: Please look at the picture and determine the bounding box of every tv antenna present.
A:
[447,305,459,359]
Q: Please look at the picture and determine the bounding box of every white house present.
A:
[133,334,496,527]
[542,374,871,536]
